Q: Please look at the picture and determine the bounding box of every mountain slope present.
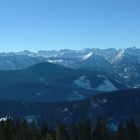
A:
[0,62,125,102]
[113,47,140,87]
[0,88,140,126]
[0,47,140,89]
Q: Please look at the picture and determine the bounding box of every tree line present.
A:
[0,117,139,140]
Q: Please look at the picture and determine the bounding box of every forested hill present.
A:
[0,88,140,127]
[0,117,139,140]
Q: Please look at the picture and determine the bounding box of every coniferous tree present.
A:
[117,123,125,140]
[77,122,84,140]
[0,123,4,140]
[28,120,39,140]
[0,117,139,140]
[3,118,15,140]
[68,122,78,140]
[125,118,139,140]
[15,119,28,140]
[92,118,110,140]
[83,120,91,140]
[41,116,48,137]
[44,133,54,140]
[56,122,68,140]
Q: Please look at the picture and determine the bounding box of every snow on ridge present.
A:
[73,76,94,90]
[97,74,118,91]
[81,52,93,61]
[47,59,63,63]
[0,117,8,121]
[114,49,125,61]
[96,79,118,92]
[68,91,84,101]
[73,75,118,92]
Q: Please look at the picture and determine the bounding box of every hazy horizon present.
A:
[0,46,139,53]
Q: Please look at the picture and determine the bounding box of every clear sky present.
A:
[0,0,140,52]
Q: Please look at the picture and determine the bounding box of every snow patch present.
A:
[96,79,118,92]
[68,91,84,101]
[115,49,125,61]
[81,52,93,60]
[73,76,94,90]
[47,59,63,63]
[74,75,118,92]
[0,117,8,121]
[97,75,118,91]
[63,108,68,112]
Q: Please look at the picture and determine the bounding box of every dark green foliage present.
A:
[56,122,68,140]
[117,123,125,140]
[41,116,48,137]
[125,118,139,140]
[0,118,139,140]
[77,120,91,140]
[68,122,78,140]
[92,118,110,140]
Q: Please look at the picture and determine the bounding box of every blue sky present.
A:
[0,0,140,52]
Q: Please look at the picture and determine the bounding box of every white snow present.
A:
[25,116,34,124]
[108,122,118,131]
[0,117,8,121]
[123,75,129,79]
[81,52,93,60]
[68,91,84,101]
[124,67,128,72]
[74,75,118,92]
[63,108,68,112]
[73,76,94,90]
[114,49,125,61]
[96,79,118,92]
[96,75,118,91]
[47,59,63,63]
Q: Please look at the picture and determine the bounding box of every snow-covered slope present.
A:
[73,75,118,92]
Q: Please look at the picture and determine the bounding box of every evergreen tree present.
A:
[15,119,28,140]
[3,118,15,140]
[68,122,78,140]
[117,123,125,140]
[56,122,68,140]
[77,122,84,140]
[83,120,91,140]
[28,120,39,140]
[44,133,54,140]
[0,124,4,140]
[125,118,139,140]
[92,118,110,140]
[41,116,48,137]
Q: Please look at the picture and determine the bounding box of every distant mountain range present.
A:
[0,47,140,88]
[0,47,140,127]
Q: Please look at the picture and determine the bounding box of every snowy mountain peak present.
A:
[114,49,125,61]
[81,52,94,61]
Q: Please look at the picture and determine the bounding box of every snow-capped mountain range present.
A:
[0,47,139,88]
[0,47,139,126]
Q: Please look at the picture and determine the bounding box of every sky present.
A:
[0,0,140,52]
